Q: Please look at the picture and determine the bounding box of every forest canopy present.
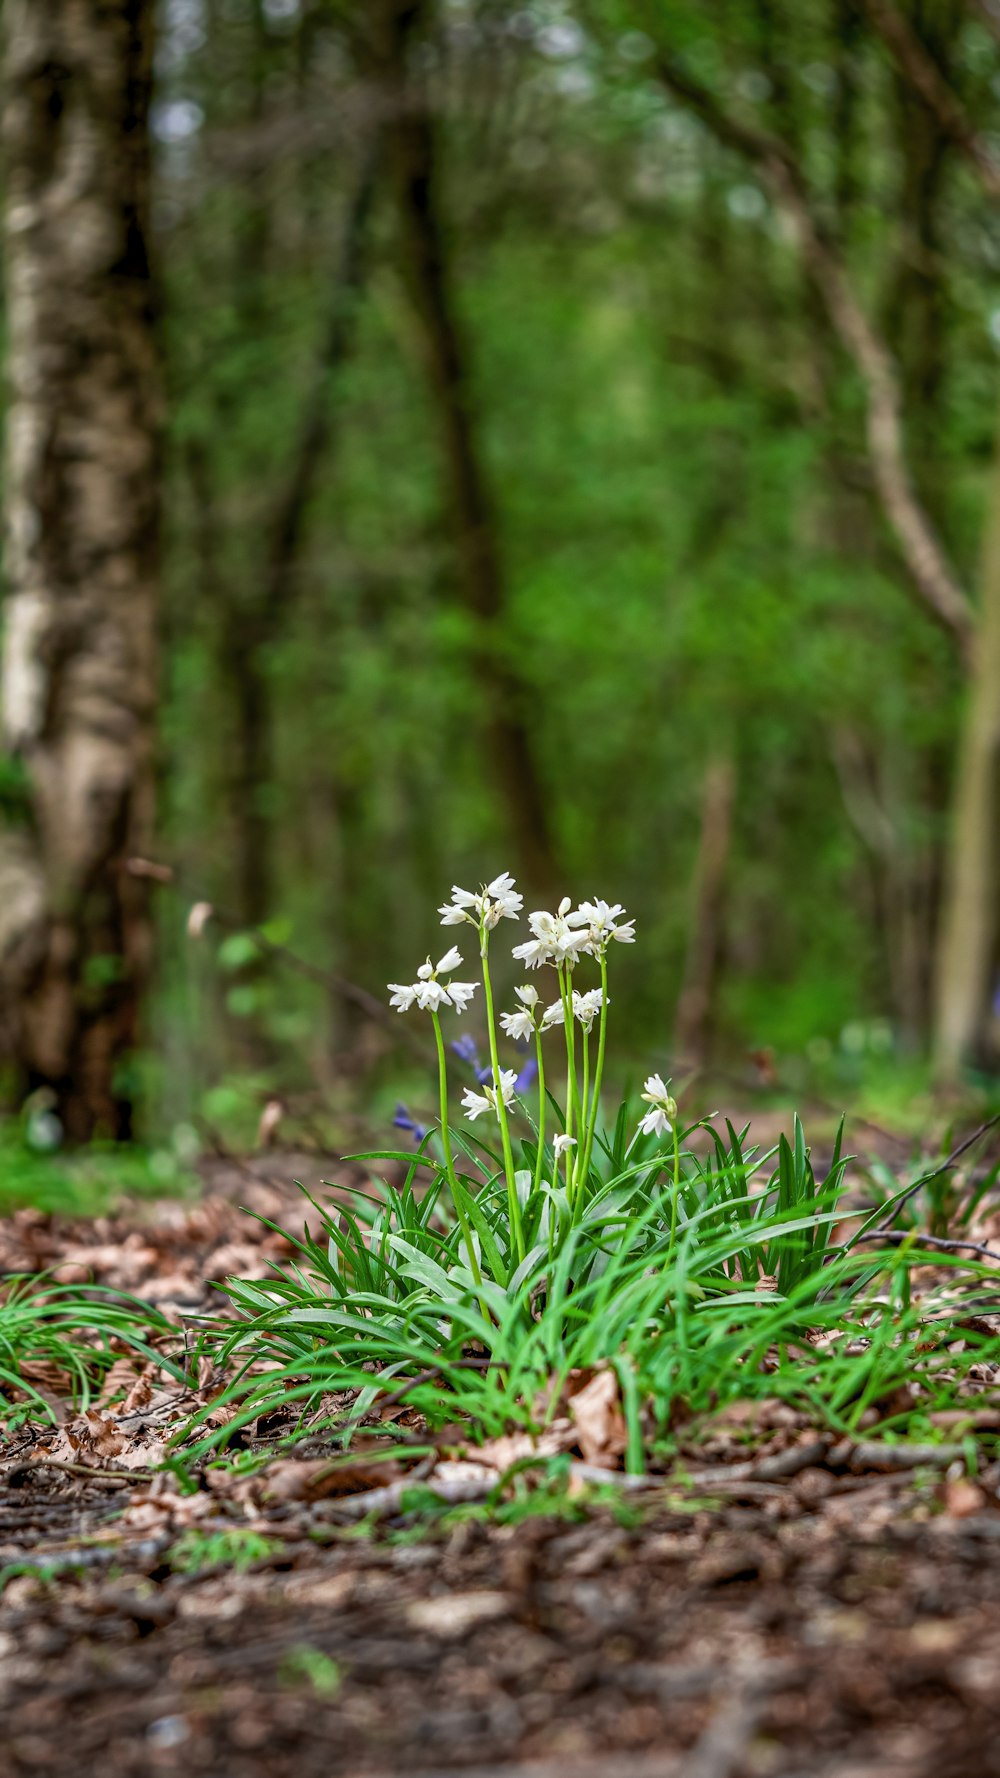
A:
[0,0,998,1143]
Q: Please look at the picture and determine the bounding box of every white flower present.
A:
[572,988,607,1032]
[414,978,451,1012]
[499,982,543,1042]
[512,901,591,970]
[638,1072,677,1139]
[439,871,523,931]
[553,1133,576,1159]
[568,899,636,954]
[388,949,478,1016]
[461,1068,519,1121]
[540,998,565,1030]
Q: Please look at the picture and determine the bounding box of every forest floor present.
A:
[3,1133,1000,1778]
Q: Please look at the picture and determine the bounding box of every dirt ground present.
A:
[5,1458,1000,1778]
[4,1144,1000,1778]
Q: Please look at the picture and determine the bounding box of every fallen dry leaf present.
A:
[943,1477,988,1518]
[404,1591,510,1637]
[568,1369,628,1469]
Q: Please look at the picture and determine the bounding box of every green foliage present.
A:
[185,1105,991,1470]
[278,1646,342,1697]
[140,0,1000,1129]
[0,1123,199,1218]
[167,1526,281,1576]
[0,1276,184,1428]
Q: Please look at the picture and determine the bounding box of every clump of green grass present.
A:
[191,1110,997,1470]
[0,1276,184,1429]
[167,1526,281,1575]
[177,871,999,1479]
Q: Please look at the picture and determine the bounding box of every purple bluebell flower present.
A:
[393,1103,429,1145]
[513,1055,538,1095]
[451,1033,480,1066]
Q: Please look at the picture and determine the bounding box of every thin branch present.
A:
[853,1226,1000,1261]
[124,857,432,1061]
[649,50,976,656]
[871,1112,1000,1232]
[862,0,1000,199]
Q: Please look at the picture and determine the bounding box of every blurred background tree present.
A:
[1,0,998,1147]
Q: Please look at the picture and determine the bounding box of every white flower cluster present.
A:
[500,984,609,1039]
[512,897,635,970]
[439,871,523,930]
[638,1073,677,1138]
[388,947,478,1015]
[461,1068,519,1122]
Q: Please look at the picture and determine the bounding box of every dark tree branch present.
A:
[649,49,976,657]
[862,0,1000,199]
[262,140,381,629]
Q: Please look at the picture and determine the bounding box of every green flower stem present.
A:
[578,951,609,1191]
[572,1025,590,1207]
[480,931,525,1265]
[431,1010,489,1313]
[558,967,580,1173]
[532,1031,546,1199]
[669,1120,681,1253]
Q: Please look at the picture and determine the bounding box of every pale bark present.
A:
[933,427,1000,1076]
[0,0,161,1139]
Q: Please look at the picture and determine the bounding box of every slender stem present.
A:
[532,1030,546,1198]
[481,930,525,1264]
[579,952,609,1189]
[669,1120,681,1253]
[559,966,579,1145]
[430,1011,488,1308]
[572,1025,590,1208]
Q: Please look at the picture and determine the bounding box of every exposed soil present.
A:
[4,1459,1000,1778]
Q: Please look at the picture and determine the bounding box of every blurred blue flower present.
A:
[513,1055,538,1095]
[393,1103,429,1145]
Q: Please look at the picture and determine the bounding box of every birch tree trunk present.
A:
[933,421,1000,1078]
[0,0,161,1140]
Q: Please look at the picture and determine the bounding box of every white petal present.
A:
[387,983,417,1012]
[461,1088,491,1121]
[446,981,478,1014]
[439,903,469,925]
[436,945,464,975]
[486,870,516,897]
[515,984,539,1008]
[415,980,449,1011]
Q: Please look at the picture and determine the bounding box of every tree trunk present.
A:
[0,0,161,1141]
[370,0,559,897]
[933,421,1000,1077]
